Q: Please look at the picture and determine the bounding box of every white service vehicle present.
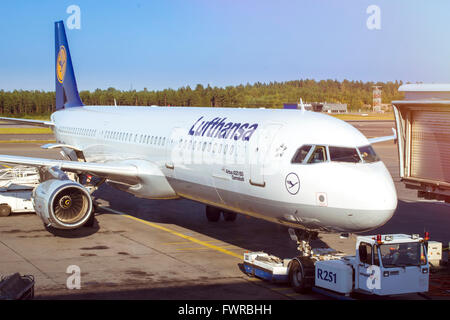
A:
[0,166,39,216]
[244,233,430,297]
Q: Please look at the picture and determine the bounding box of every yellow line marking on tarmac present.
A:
[99,206,301,299]
[162,240,225,245]
[99,206,242,259]
[269,287,292,291]
[174,245,237,251]
[285,292,301,297]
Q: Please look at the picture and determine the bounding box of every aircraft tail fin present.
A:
[55,20,83,110]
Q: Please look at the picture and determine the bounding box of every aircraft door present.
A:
[357,242,379,293]
[249,124,283,187]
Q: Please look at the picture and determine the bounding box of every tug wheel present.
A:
[0,204,11,217]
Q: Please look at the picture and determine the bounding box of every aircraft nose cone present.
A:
[351,164,398,231]
[352,207,396,232]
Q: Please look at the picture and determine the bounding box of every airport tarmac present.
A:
[0,120,448,300]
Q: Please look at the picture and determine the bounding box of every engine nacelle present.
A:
[32,179,93,229]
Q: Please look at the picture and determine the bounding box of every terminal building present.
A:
[283,102,347,113]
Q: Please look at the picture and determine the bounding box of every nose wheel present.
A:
[287,228,318,293]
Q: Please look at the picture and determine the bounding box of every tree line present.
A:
[0,79,404,116]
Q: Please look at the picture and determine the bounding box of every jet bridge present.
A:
[392,84,450,203]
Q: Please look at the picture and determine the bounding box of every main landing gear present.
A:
[287,228,318,293]
[205,205,237,222]
[77,174,105,228]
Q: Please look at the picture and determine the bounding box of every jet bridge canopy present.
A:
[392,84,450,203]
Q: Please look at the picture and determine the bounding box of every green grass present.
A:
[0,114,52,121]
[0,128,53,134]
[0,140,56,143]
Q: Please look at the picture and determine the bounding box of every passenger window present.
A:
[329,146,360,163]
[308,146,327,163]
[292,145,312,164]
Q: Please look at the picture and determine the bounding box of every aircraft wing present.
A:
[368,128,397,144]
[0,155,137,180]
[0,117,54,128]
[0,154,175,199]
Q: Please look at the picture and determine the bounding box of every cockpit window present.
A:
[308,146,327,163]
[329,147,360,163]
[358,145,380,163]
[292,145,312,163]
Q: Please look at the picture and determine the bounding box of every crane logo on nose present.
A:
[285,172,300,195]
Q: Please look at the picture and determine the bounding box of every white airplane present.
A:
[0,21,397,242]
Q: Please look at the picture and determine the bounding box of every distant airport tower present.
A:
[372,86,382,112]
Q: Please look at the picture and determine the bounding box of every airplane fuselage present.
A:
[51,106,397,233]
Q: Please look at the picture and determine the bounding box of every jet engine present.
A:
[32,179,93,229]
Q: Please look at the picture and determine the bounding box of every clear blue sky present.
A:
[1,0,449,91]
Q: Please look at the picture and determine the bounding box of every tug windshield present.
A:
[379,242,427,268]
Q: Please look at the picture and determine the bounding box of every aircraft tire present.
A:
[222,210,237,222]
[206,206,221,222]
[289,258,314,293]
[83,212,96,227]
[0,204,11,217]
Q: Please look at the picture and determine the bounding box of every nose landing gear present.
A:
[287,228,319,293]
[288,228,318,257]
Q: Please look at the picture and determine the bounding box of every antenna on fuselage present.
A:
[298,98,306,112]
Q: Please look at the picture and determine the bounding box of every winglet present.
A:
[368,128,398,144]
